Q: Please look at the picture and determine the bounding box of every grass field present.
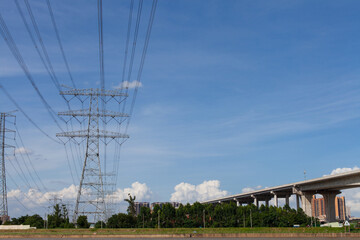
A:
[0,227,353,235]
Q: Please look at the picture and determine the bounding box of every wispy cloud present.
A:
[114,80,143,89]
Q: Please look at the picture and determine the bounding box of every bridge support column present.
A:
[234,198,240,207]
[322,191,340,223]
[251,195,259,208]
[270,191,279,207]
[300,192,314,217]
[285,195,290,206]
[296,195,300,210]
[265,199,269,207]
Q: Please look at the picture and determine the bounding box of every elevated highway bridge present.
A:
[201,169,360,222]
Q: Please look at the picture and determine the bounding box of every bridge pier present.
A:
[296,195,300,210]
[251,195,259,208]
[265,199,269,207]
[300,192,314,217]
[285,195,290,206]
[234,198,240,207]
[321,190,341,222]
[271,191,278,207]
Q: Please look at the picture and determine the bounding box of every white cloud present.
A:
[7,182,152,216]
[15,147,32,155]
[329,166,359,175]
[114,80,143,89]
[170,180,228,203]
[107,182,152,202]
[8,185,78,207]
[8,189,22,198]
[242,185,262,193]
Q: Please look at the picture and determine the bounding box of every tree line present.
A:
[106,201,315,228]
[2,198,316,228]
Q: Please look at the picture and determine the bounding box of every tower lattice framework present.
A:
[57,88,128,223]
[0,112,15,224]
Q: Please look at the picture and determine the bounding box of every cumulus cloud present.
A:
[329,166,359,175]
[242,185,262,193]
[114,80,143,89]
[170,180,228,203]
[107,182,152,202]
[8,182,152,214]
[15,147,32,155]
[8,185,78,207]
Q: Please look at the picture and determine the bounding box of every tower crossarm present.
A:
[60,88,128,97]
[58,109,129,118]
[56,130,129,139]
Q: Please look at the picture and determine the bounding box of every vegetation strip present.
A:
[0,233,360,238]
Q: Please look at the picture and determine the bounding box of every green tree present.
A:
[77,215,89,228]
[24,214,44,229]
[10,215,44,228]
[107,213,136,228]
[136,206,151,228]
[161,203,176,228]
[95,221,106,228]
[47,204,73,228]
[124,193,136,216]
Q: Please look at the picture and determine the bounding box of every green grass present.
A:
[0,227,351,235]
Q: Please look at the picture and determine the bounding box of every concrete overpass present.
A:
[201,169,360,222]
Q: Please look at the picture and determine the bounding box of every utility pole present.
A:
[0,112,15,224]
[57,88,128,223]
[250,209,252,228]
[203,209,205,228]
[158,210,160,229]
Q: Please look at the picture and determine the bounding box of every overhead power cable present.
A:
[111,0,134,189]
[14,140,42,191]
[15,124,49,192]
[0,12,64,132]
[7,155,32,190]
[23,0,61,91]
[120,0,134,88]
[14,0,60,94]
[118,0,143,140]
[113,0,143,191]
[18,0,81,186]
[97,0,105,90]
[7,170,47,211]
[0,84,61,144]
[125,0,158,133]
[114,0,157,190]
[46,0,76,88]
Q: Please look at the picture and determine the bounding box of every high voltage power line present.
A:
[46,0,76,89]
[0,12,63,132]
[0,0,158,221]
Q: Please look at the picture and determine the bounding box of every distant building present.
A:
[134,202,150,216]
[312,195,347,222]
[150,202,181,210]
[312,196,326,221]
[335,196,346,221]
[346,206,351,219]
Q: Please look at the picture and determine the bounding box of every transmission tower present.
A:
[0,112,15,224]
[57,88,128,223]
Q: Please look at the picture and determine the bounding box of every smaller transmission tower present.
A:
[57,88,129,223]
[0,112,15,224]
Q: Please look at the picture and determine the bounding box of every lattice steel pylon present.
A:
[0,112,15,224]
[57,88,128,223]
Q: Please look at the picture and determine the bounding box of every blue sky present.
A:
[2,0,360,218]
